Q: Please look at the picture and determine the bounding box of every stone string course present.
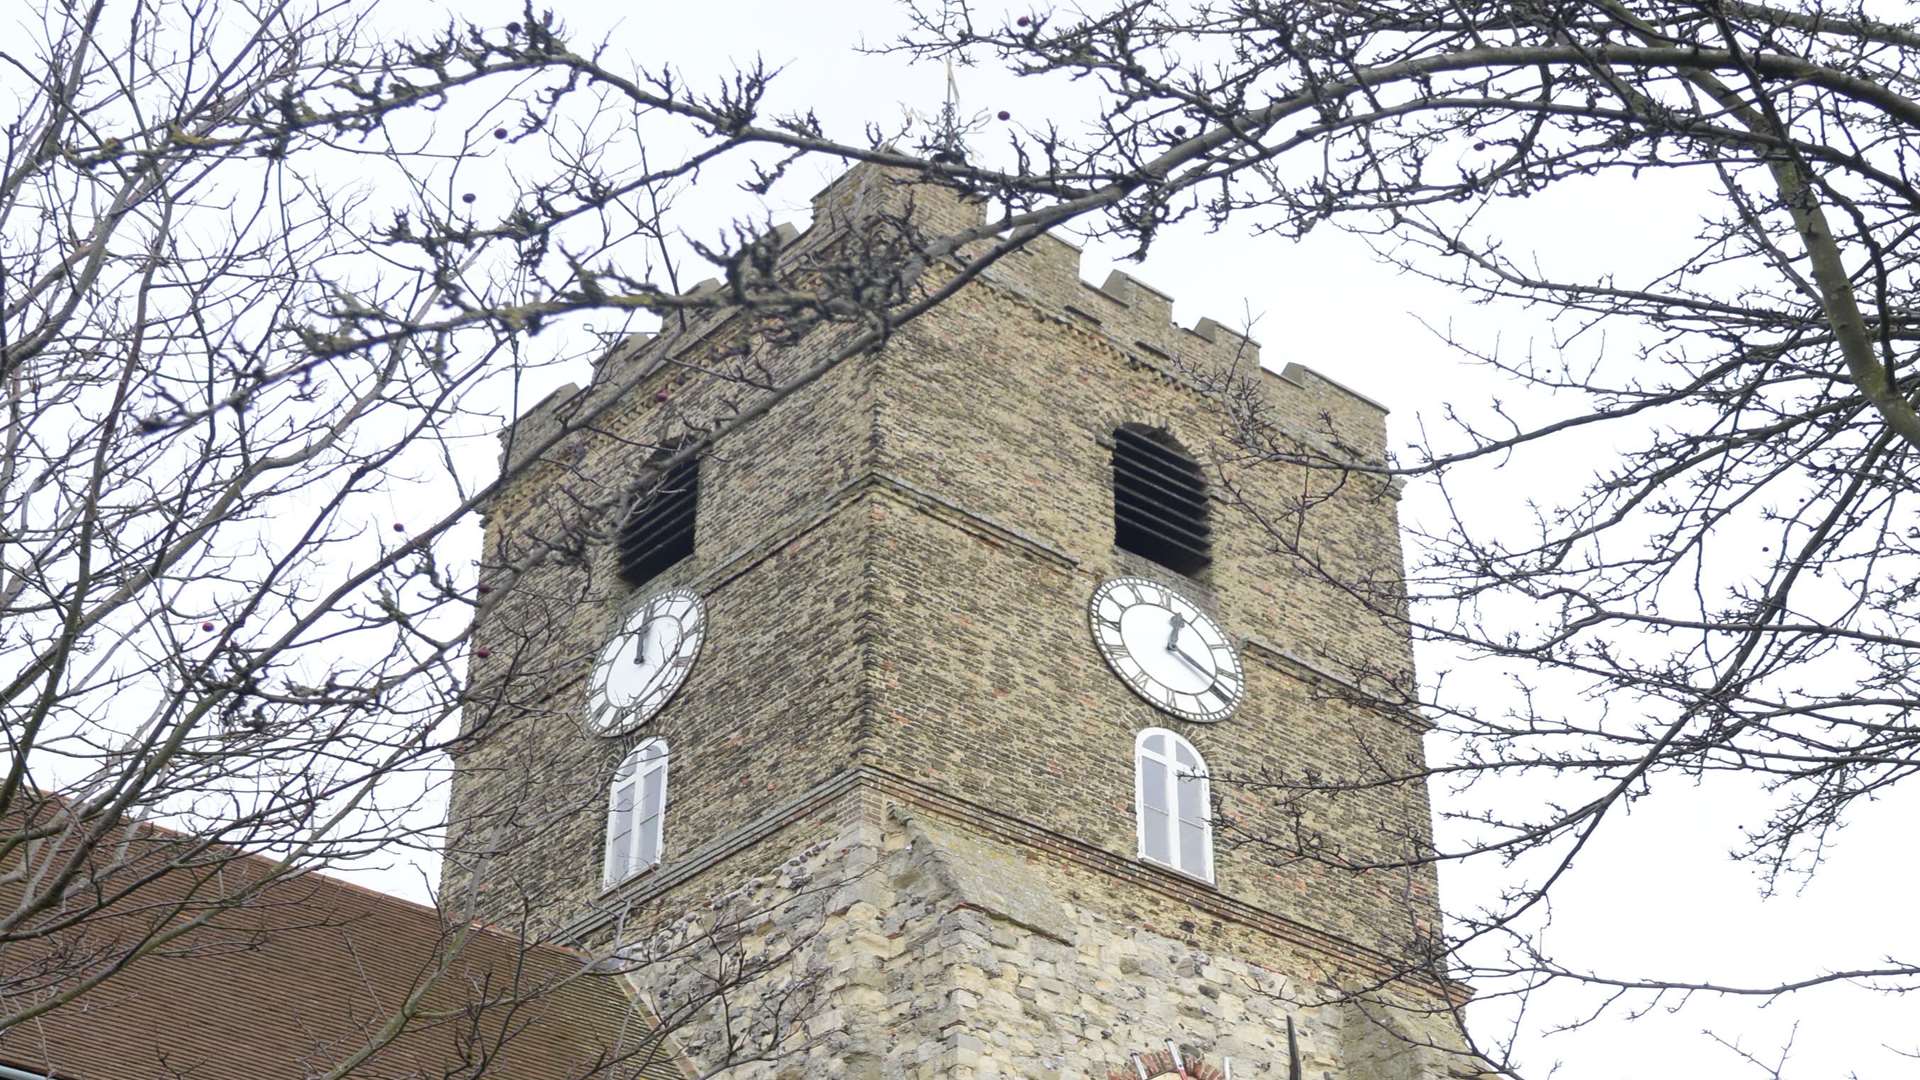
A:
[446,163,1478,1078]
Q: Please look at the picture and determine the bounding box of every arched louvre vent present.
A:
[619,444,699,586]
[1112,424,1211,576]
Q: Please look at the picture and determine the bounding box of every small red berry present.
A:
[461,193,476,204]
[506,21,521,33]
[201,622,215,632]
[997,110,1011,121]
[1017,15,1031,26]
[477,583,493,595]
[474,647,492,659]
[1173,125,1187,136]
[654,389,670,403]
[393,522,406,532]
[494,128,509,140]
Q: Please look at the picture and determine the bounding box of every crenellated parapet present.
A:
[802,164,1390,456]
[499,161,1391,475]
[969,230,1389,466]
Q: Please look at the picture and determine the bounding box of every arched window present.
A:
[604,738,668,886]
[1135,728,1212,882]
[619,442,699,586]
[1112,424,1211,576]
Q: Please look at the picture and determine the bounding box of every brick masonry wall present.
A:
[861,247,1437,954]
[444,314,886,930]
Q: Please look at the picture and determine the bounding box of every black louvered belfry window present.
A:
[619,447,699,586]
[1113,425,1211,576]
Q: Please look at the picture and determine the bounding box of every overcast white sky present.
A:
[365,2,1920,1075]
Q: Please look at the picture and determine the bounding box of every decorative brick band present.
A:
[1108,1048,1228,1080]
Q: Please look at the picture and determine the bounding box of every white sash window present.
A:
[1135,728,1213,882]
[605,738,668,886]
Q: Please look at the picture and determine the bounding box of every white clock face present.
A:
[585,588,706,737]
[1089,577,1244,722]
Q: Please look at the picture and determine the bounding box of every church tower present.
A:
[445,166,1470,1078]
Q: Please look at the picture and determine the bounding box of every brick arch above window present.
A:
[1107,1047,1228,1080]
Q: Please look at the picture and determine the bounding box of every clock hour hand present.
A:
[1165,614,1211,675]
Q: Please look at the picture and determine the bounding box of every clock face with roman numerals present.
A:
[1089,577,1244,723]
[585,588,706,737]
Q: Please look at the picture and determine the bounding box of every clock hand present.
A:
[1166,613,1186,652]
[631,618,655,667]
[1173,643,1211,675]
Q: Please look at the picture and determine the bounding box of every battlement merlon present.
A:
[499,161,1391,469]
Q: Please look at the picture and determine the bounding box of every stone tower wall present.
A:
[618,790,1469,1080]
[442,164,1461,1075]
[445,314,886,927]
[856,205,1435,954]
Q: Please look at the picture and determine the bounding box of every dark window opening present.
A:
[619,445,699,586]
[1113,424,1211,576]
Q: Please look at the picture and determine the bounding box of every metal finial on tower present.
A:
[923,0,977,164]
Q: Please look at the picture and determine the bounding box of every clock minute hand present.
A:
[1173,643,1211,676]
[1166,613,1186,652]
[630,617,655,666]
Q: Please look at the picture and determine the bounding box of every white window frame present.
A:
[604,738,669,888]
[1134,728,1213,883]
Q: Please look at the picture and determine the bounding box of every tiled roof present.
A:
[0,806,689,1080]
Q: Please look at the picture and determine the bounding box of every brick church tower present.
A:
[445,166,1471,1078]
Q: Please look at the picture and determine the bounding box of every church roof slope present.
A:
[0,803,685,1080]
